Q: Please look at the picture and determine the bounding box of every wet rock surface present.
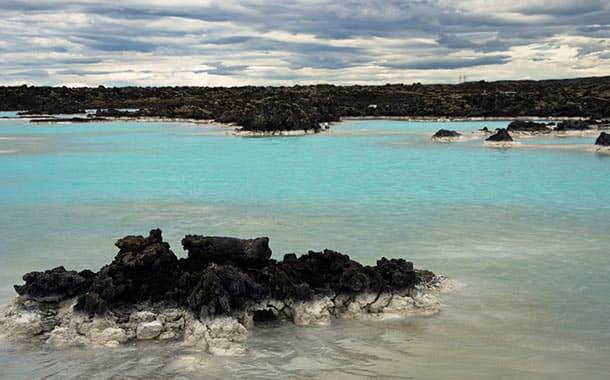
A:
[1,229,447,353]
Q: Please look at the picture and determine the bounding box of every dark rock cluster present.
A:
[2,76,609,131]
[507,120,551,132]
[486,128,513,142]
[432,129,461,138]
[14,229,431,320]
[554,119,593,131]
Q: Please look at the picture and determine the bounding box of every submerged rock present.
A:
[485,128,513,142]
[1,229,449,354]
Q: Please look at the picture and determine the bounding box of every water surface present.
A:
[1,118,609,379]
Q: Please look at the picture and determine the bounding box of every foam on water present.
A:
[0,118,609,378]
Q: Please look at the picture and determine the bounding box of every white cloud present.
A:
[0,0,608,86]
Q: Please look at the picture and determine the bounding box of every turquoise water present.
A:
[1,118,609,379]
[0,111,20,118]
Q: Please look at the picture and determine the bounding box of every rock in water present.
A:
[431,129,461,142]
[2,229,448,353]
[75,228,180,315]
[507,120,550,132]
[595,132,610,146]
[432,129,461,138]
[486,128,513,142]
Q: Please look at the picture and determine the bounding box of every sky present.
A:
[1,0,609,86]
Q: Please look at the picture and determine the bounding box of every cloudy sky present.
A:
[1,0,609,86]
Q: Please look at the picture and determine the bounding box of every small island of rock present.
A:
[0,229,448,355]
[485,128,516,147]
[431,129,462,142]
[594,132,610,152]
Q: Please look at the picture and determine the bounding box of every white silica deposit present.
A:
[0,276,453,355]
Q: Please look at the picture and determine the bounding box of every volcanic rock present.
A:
[486,128,513,142]
[555,119,592,131]
[182,235,272,269]
[507,120,550,132]
[3,229,449,353]
[14,267,95,302]
[595,132,610,146]
[431,129,461,141]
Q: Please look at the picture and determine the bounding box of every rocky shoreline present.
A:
[0,230,449,354]
[2,76,609,132]
[429,122,610,151]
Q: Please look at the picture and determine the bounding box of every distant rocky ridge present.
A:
[1,75,609,131]
[0,230,447,353]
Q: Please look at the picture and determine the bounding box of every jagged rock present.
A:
[187,264,264,319]
[376,258,416,290]
[595,132,610,146]
[182,236,272,268]
[507,120,550,132]
[14,267,95,302]
[74,229,179,315]
[3,229,446,353]
[486,128,513,142]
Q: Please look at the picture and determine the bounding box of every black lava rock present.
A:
[182,235,272,269]
[555,119,592,131]
[14,267,95,302]
[432,129,461,138]
[486,128,513,142]
[595,132,610,146]
[507,120,550,132]
[15,229,431,319]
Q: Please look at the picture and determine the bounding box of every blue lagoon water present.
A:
[1,118,609,379]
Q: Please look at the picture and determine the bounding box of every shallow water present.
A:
[0,118,609,379]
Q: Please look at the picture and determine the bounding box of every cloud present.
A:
[385,55,512,70]
[0,0,608,86]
